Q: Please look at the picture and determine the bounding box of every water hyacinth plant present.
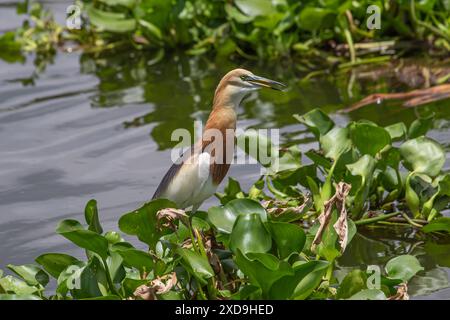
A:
[0,109,448,300]
[2,0,449,66]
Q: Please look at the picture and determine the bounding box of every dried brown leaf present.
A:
[311,182,351,252]
[156,208,188,231]
[133,272,178,300]
[388,283,409,300]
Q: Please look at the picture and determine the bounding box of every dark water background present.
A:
[0,0,449,298]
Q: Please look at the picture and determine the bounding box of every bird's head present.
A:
[213,68,286,108]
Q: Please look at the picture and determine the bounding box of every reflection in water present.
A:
[338,227,450,298]
[0,48,449,298]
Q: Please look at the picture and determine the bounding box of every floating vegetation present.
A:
[0,110,448,300]
[1,0,449,67]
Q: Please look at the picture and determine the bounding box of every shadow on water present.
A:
[0,46,449,297]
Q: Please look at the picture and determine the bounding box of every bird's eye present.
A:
[240,75,249,81]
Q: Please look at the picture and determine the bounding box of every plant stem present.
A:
[401,212,424,228]
[197,281,207,300]
[354,212,400,226]
[343,28,356,63]
[325,260,334,282]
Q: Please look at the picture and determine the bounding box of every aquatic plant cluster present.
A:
[0,109,448,300]
[1,0,450,66]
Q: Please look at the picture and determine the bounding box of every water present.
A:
[1,0,449,299]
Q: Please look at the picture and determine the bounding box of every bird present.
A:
[152,68,286,212]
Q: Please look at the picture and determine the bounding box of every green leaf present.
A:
[234,250,292,297]
[269,260,328,299]
[119,199,176,249]
[138,20,162,40]
[177,248,214,285]
[86,5,136,33]
[230,214,272,254]
[385,255,424,282]
[298,7,335,31]
[347,154,376,181]
[56,220,109,260]
[350,122,391,156]
[84,199,103,234]
[0,294,41,300]
[271,145,302,173]
[408,116,434,139]
[234,0,275,17]
[225,3,254,23]
[385,122,407,141]
[208,198,267,234]
[112,245,154,273]
[336,269,367,299]
[0,276,38,295]
[348,289,386,300]
[405,173,421,217]
[98,0,135,8]
[0,32,25,63]
[7,264,49,287]
[320,127,351,161]
[217,177,245,204]
[346,155,376,217]
[268,221,306,259]
[400,136,445,177]
[422,217,450,234]
[294,108,334,139]
[35,253,80,279]
[82,295,122,300]
[67,259,104,299]
[291,261,329,299]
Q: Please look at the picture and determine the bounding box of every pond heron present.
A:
[152,68,286,212]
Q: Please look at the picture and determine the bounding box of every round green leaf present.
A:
[208,198,267,234]
[112,246,153,273]
[230,214,272,254]
[268,221,306,259]
[291,261,329,300]
[350,122,391,156]
[348,289,386,300]
[118,199,176,249]
[320,127,351,161]
[336,269,367,299]
[399,137,445,177]
[294,108,334,138]
[177,248,214,285]
[234,250,293,297]
[385,122,407,141]
[234,0,275,17]
[269,260,328,299]
[298,7,335,31]
[385,255,424,282]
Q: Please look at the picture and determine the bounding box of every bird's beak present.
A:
[243,75,287,91]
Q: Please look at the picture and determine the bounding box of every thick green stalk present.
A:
[354,212,400,226]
